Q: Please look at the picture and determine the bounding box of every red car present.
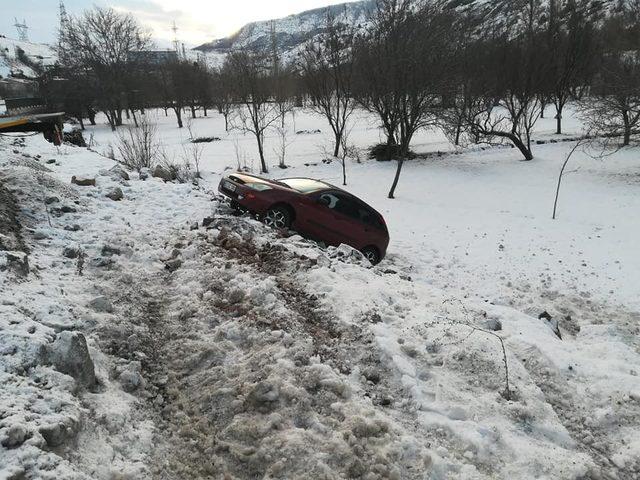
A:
[218,173,389,264]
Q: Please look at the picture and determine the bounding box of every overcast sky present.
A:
[1,0,361,47]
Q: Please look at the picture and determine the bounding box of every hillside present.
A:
[195,0,626,60]
[0,36,55,80]
[194,0,375,58]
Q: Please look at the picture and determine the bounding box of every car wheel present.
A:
[264,206,292,230]
[230,201,244,215]
[361,246,381,265]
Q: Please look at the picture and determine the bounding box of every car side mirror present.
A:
[316,196,330,207]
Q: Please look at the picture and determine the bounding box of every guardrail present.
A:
[3,97,46,116]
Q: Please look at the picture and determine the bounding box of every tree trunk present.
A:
[454,123,461,146]
[342,159,347,186]
[555,104,563,135]
[333,131,341,158]
[224,114,229,132]
[174,107,183,128]
[257,132,268,173]
[190,105,196,118]
[489,130,533,160]
[125,109,130,120]
[512,135,534,160]
[115,110,123,126]
[105,111,116,132]
[131,110,139,128]
[388,158,404,199]
[623,128,631,146]
[203,106,208,117]
[77,116,85,130]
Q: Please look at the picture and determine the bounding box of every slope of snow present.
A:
[195,0,374,55]
[194,0,626,60]
[1,103,639,479]
[0,36,55,79]
[84,106,640,311]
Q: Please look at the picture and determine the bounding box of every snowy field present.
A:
[1,106,639,479]
[85,106,640,312]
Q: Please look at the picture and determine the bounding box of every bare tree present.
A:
[579,2,640,146]
[552,138,586,220]
[354,0,455,198]
[57,7,151,131]
[225,51,281,173]
[181,143,203,180]
[461,1,549,161]
[299,10,356,158]
[162,60,198,129]
[542,0,597,135]
[116,115,159,171]
[212,67,234,132]
[273,126,293,169]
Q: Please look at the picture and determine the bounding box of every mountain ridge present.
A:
[194,0,628,60]
[194,1,375,55]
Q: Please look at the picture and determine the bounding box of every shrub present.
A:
[116,117,159,171]
[368,143,415,161]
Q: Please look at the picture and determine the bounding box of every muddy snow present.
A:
[1,111,640,480]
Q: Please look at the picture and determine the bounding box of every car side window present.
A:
[318,193,340,210]
[357,205,382,228]
[320,192,360,220]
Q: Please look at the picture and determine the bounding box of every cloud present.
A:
[111,0,362,47]
[107,0,216,46]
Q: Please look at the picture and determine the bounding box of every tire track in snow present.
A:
[101,218,433,479]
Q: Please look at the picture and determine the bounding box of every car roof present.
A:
[226,173,346,196]
[278,177,337,193]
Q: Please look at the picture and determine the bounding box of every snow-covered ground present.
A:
[1,106,639,479]
[86,106,640,311]
[0,36,55,79]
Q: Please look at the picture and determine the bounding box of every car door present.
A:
[329,193,368,248]
[354,202,386,247]
[298,192,346,246]
[309,192,366,248]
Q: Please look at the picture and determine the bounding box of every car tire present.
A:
[361,246,381,265]
[230,201,244,215]
[264,205,292,230]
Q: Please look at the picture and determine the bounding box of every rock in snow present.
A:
[88,296,114,313]
[71,175,96,187]
[103,164,130,181]
[46,331,96,389]
[39,419,79,448]
[0,424,30,448]
[152,165,174,182]
[105,187,124,201]
[0,251,29,276]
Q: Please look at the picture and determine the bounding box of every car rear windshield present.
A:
[280,178,328,193]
